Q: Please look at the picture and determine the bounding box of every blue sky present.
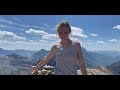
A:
[0,15,120,51]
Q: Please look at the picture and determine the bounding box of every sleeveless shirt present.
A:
[54,41,80,75]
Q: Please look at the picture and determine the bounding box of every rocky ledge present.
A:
[31,65,113,75]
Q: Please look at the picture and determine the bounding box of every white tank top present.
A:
[54,41,80,75]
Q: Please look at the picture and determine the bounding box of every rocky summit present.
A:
[31,65,113,75]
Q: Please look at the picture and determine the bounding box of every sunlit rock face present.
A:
[78,66,113,75]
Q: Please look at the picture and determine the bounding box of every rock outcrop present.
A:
[31,65,54,75]
[107,61,120,75]
[31,65,113,75]
[78,66,113,75]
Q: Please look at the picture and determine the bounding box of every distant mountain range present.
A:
[90,51,120,66]
[94,50,120,58]
[6,53,28,60]
[30,47,120,68]
[0,48,36,58]
[0,47,120,75]
[0,47,120,67]
[0,53,32,75]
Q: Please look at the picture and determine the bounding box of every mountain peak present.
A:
[40,49,47,51]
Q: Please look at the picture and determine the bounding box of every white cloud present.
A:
[81,39,94,45]
[31,25,42,29]
[41,34,57,40]
[51,40,60,44]
[44,24,50,28]
[12,17,23,23]
[0,18,29,28]
[15,41,24,43]
[26,29,48,35]
[29,40,34,42]
[71,26,88,38]
[90,33,98,36]
[39,40,48,43]
[70,37,80,42]
[0,24,25,31]
[0,18,49,30]
[0,39,51,50]
[0,19,13,25]
[109,39,117,42]
[26,29,58,40]
[17,45,22,47]
[113,25,120,30]
[97,41,105,44]
[0,30,26,41]
[0,24,10,28]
